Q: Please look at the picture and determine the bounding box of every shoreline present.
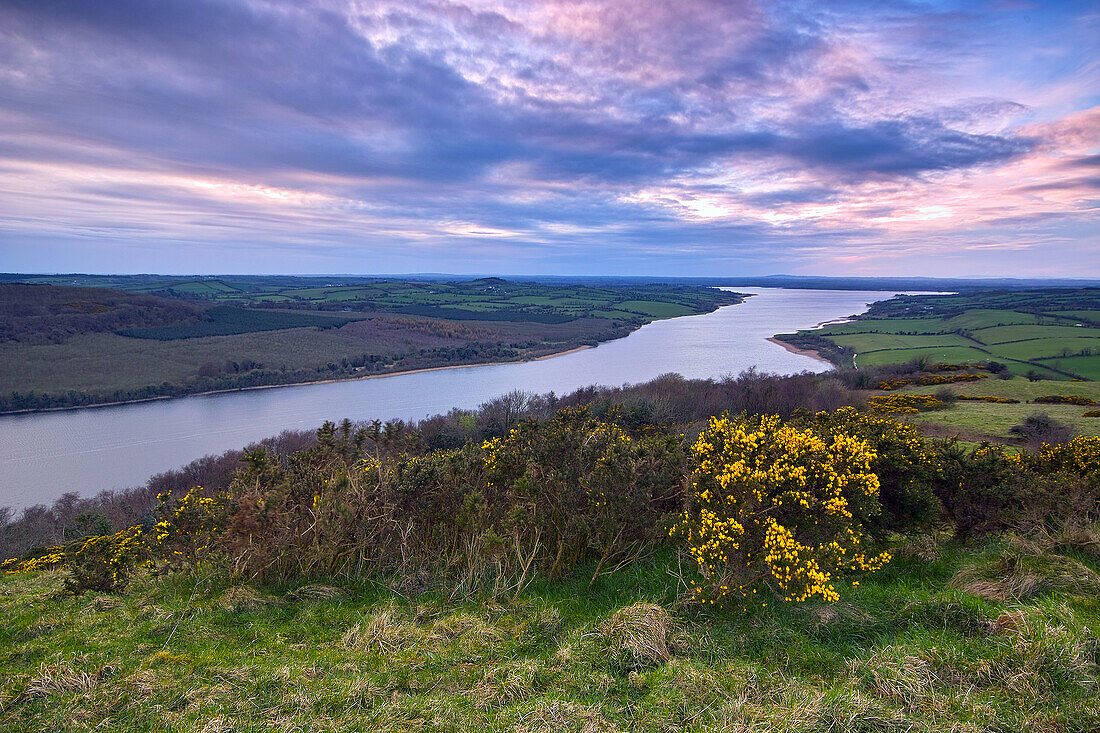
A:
[767,337,833,366]
[0,345,593,416]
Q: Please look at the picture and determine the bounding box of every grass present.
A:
[2,541,1098,732]
[969,325,1100,345]
[779,290,1100,379]
[938,309,1041,329]
[1044,355,1100,381]
[890,377,1100,441]
[991,339,1099,361]
[828,334,974,352]
[2,280,743,409]
[855,346,994,367]
[0,317,617,398]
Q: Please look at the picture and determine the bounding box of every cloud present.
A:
[0,0,1096,276]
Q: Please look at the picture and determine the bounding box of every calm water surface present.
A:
[0,287,902,510]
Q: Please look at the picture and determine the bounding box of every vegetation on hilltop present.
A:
[2,366,1100,731]
[0,280,742,412]
[0,283,203,344]
[775,288,1100,380]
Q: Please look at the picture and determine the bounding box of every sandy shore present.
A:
[4,345,593,415]
[767,337,833,365]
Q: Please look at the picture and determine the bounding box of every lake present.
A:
[0,287,902,511]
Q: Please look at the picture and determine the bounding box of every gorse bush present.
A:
[877,373,988,390]
[4,399,1096,608]
[481,407,683,583]
[1033,394,1097,406]
[219,407,684,591]
[2,487,224,593]
[867,394,944,414]
[673,414,890,607]
[805,407,940,533]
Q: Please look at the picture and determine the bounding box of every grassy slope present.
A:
[2,543,1098,733]
[887,377,1100,441]
[776,291,1100,380]
[0,317,617,396]
[2,282,741,408]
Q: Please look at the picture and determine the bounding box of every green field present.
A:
[0,279,744,411]
[989,338,1098,361]
[938,309,1040,329]
[778,288,1100,380]
[8,275,740,326]
[1050,355,1100,380]
[969,324,1100,344]
[888,377,1100,441]
[855,346,997,367]
[827,333,974,352]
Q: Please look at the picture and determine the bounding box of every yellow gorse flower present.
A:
[672,412,888,608]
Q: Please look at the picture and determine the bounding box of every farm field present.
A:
[887,377,1100,441]
[775,289,1100,379]
[0,279,743,411]
[8,275,741,325]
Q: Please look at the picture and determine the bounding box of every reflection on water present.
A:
[0,287,901,510]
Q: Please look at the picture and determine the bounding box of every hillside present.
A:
[2,379,1099,732]
[0,280,742,412]
[0,283,204,344]
[774,288,1100,380]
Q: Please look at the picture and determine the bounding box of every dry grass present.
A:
[851,647,939,705]
[287,584,345,601]
[82,595,123,613]
[469,659,540,710]
[893,535,944,563]
[993,608,1099,693]
[949,550,1100,601]
[219,584,278,613]
[23,660,111,698]
[2,543,1098,733]
[600,602,674,669]
[341,605,418,654]
[515,700,621,733]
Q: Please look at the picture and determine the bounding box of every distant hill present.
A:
[0,283,203,344]
[5,273,1100,294]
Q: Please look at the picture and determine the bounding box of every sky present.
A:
[0,0,1097,277]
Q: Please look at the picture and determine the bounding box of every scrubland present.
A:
[3,366,1099,732]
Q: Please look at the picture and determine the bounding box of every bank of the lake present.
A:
[0,287,903,511]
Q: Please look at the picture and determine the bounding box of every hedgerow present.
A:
[867,394,944,414]
[1033,394,1098,406]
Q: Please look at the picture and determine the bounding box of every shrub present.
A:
[1014,435,1100,476]
[481,407,684,583]
[673,413,889,607]
[867,394,944,414]
[64,526,148,594]
[877,374,987,390]
[806,408,940,532]
[218,407,684,590]
[1034,395,1097,406]
[1009,413,1076,447]
[957,395,1020,403]
[151,487,225,570]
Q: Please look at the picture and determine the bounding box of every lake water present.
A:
[0,287,902,511]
